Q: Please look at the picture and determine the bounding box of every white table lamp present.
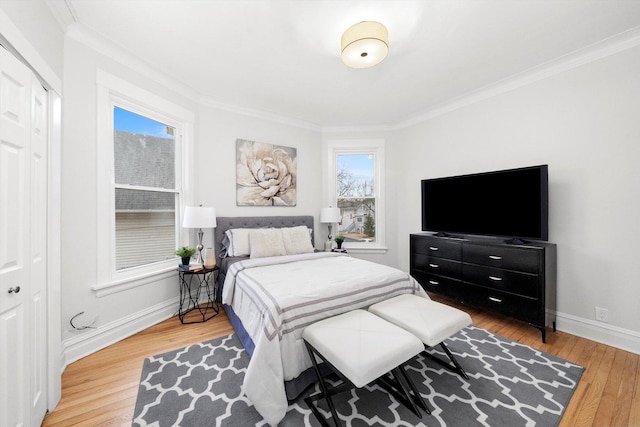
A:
[320,207,341,248]
[183,206,217,264]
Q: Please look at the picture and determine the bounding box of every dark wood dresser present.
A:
[410,233,557,342]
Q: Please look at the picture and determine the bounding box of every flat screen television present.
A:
[421,165,548,242]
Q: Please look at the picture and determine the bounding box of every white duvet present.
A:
[221,251,428,426]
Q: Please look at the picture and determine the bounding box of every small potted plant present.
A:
[175,246,195,266]
[334,235,345,250]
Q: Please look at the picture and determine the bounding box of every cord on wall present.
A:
[69,312,98,330]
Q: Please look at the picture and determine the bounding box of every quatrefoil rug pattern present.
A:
[132,326,583,427]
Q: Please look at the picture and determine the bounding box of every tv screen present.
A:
[421,165,548,241]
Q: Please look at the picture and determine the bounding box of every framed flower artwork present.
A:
[236,139,297,206]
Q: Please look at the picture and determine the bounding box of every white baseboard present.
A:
[61,297,179,371]
[556,311,640,355]
[59,301,639,374]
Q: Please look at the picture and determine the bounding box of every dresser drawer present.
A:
[463,243,541,274]
[411,253,461,277]
[463,264,539,298]
[411,271,461,294]
[463,285,541,324]
[411,235,462,261]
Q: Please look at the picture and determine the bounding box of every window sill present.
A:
[341,245,388,255]
[92,265,176,297]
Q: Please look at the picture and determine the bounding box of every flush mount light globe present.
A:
[341,21,389,69]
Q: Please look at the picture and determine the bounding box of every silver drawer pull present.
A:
[489,296,503,303]
[429,280,439,285]
[489,276,502,281]
[489,255,502,260]
[429,263,439,268]
[429,246,439,251]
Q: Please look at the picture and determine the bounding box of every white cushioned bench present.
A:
[369,294,472,379]
[303,309,428,426]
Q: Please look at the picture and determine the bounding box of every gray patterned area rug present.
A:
[132,326,583,427]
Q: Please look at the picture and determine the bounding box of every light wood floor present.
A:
[42,296,640,427]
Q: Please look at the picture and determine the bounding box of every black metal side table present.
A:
[177,265,219,324]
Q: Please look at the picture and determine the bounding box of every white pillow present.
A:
[249,229,286,258]
[225,228,253,257]
[281,226,314,255]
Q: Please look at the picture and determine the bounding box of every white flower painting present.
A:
[236,139,297,206]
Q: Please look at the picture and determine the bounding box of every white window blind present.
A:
[115,211,175,270]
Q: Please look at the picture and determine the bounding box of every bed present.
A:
[214,216,428,425]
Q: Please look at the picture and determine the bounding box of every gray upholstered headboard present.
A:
[214,216,315,265]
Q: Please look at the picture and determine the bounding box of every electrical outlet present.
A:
[595,307,609,323]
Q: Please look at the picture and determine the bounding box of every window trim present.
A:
[327,139,386,252]
[94,70,194,295]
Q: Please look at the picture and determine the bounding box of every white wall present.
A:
[195,106,323,248]
[392,45,640,351]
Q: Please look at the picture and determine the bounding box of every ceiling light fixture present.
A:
[341,21,389,69]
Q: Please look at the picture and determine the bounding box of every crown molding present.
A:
[66,23,201,102]
[166,21,640,133]
[66,21,322,132]
[393,26,640,130]
[321,124,395,134]
[62,17,640,134]
[44,0,76,31]
[198,97,322,132]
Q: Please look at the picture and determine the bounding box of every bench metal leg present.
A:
[304,341,342,427]
[377,365,430,416]
[304,341,428,426]
[422,342,469,380]
[398,364,431,414]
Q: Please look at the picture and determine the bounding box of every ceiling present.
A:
[48,0,640,128]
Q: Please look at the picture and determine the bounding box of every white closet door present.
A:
[0,45,48,427]
[29,66,48,425]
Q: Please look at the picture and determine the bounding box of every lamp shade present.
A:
[320,207,341,223]
[341,21,389,69]
[182,206,217,228]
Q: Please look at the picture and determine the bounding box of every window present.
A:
[95,71,194,294]
[113,107,178,270]
[328,140,385,251]
[337,153,377,243]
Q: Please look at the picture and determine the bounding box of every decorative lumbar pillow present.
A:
[282,226,314,255]
[249,229,286,258]
[225,228,253,257]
